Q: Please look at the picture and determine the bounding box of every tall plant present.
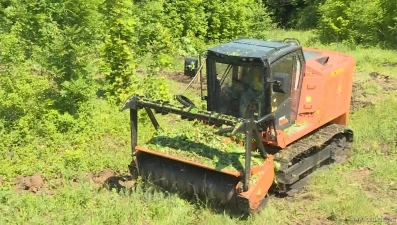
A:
[100,0,138,103]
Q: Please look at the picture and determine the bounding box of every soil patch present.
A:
[92,168,136,192]
[351,82,375,112]
[351,72,397,113]
[14,173,44,194]
[11,169,135,195]
[377,142,395,156]
[13,173,82,195]
[160,71,207,92]
[162,71,192,84]
[369,72,397,91]
[349,167,397,200]
[92,168,116,185]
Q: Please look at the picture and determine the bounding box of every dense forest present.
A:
[0,0,396,183]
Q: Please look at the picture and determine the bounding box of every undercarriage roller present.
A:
[131,152,240,208]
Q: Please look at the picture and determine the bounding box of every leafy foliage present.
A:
[262,0,397,47]
[378,0,397,48]
[263,0,301,27]
[48,0,104,114]
[100,0,138,103]
[204,0,275,42]
[287,0,326,29]
[131,0,274,66]
[0,0,104,114]
[143,119,263,172]
[316,0,384,46]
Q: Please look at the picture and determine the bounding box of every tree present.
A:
[100,0,138,103]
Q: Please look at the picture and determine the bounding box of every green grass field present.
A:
[1,29,397,225]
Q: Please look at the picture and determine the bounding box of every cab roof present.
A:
[207,38,302,63]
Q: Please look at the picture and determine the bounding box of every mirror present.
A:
[272,72,290,93]
[184,57,198,77]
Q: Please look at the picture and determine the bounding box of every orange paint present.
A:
[263,47,355,148]
[236,155,274,210]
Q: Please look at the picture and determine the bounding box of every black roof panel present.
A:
[207,38,299,61]
[234,38,290,49]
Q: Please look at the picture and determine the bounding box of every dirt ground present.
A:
[351,72,397,112]
[160,71,207,92]
[14,173,44,193]
[13,169,135,195]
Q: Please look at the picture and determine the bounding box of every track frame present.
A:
[273,123,354,195]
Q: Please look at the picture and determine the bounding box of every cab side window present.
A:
[290,55,303,121]
[270,55,294,112]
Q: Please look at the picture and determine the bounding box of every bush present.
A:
[0,0,276,186]
[133,0,274,65]
[317,0,384,46]
[287,0,326,29]
[378,0,397,48]
[262,0,396,48]
[204,0,273,42]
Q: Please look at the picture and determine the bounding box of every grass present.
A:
[1,29,397,224]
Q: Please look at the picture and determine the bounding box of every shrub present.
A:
[378,0,397,48]
[317,0,383,46]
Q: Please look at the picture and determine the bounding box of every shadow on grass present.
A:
[103,175,137,193]
[146,134,246,172]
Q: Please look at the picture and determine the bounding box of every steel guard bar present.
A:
[120,94,276,191]
[120,94,240,126]
[120,94,276,128]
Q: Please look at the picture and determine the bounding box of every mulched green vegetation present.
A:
[142,119,264,173]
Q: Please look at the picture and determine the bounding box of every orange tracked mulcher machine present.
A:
[121,38,355,213]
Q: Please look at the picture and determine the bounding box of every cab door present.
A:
[270,51,305,130]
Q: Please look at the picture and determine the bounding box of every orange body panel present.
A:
[272,48,356,148]
[237,155,274,210]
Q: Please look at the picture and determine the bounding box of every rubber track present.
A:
[274,123,352,164]
[273,123,353,191]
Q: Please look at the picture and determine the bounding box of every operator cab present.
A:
[184,38,305,130]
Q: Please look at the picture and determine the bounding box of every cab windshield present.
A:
[214,62,264,118]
